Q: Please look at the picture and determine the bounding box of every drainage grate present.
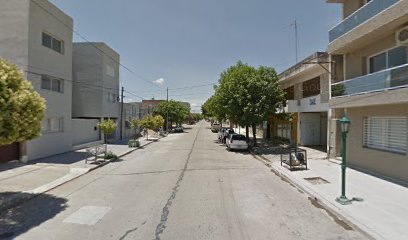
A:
[304,177,330,185]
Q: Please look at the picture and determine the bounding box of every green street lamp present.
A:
[336,116,352,205]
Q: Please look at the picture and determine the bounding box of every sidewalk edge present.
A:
[252,152,382,240]
[0,140,156,213]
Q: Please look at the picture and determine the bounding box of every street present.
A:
[0,121,366,240]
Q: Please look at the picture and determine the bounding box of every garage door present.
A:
[0,143,19,163]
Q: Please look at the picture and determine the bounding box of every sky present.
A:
[50,0,341,112]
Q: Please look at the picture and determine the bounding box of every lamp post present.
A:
[336,116,352,205]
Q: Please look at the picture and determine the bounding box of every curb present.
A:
[250,151,379,240]
[0,139,157,213]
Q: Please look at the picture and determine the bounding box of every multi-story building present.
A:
[122,102,142,138]
[72,42,120,145]
[327,0,408,182]
[276,52,330,148]
[0,0,73,161]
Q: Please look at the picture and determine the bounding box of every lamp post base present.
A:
[336,196,352,205]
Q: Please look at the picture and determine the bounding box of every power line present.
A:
[30,0,161,89]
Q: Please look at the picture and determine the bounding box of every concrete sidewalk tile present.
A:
[0,137,159,212]
[256,146,408,240]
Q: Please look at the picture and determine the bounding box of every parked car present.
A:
[223,128,235,144]
[226,134,249,151]
[174,125,184,133]
[211,122,221,133]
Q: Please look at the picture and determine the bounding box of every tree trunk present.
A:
[245,126,249,140]
[252,123,257,146]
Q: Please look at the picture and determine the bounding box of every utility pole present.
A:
[291,20,299,63]
[166,87,169,132]
[120,86,124,140]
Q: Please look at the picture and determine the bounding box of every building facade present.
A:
[121,102,142,138]
[327,0,408,182]
[277,52,330,148]
[0,0,74,161]
[72,42,120,144]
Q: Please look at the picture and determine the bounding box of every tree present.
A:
[140,114,155,140]
[153,115,165,131]
[206,61,286,146]
[154,100,189,129]
[130,118,140,139]
[98,119,117,144]
[0,59,46,146]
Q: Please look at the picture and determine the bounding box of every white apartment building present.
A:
[0,0,73,161]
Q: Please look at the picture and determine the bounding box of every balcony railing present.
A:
[331,63,408,98]
[329,0,399,42]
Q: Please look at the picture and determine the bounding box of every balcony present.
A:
[287,95,329,113]
[332,63,408,98]
[329,0,399,42]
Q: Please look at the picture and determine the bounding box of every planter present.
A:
[128,139,140,148]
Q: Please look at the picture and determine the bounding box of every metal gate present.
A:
[0,143,19,163]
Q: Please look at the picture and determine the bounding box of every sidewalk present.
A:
[0,137,155,212]
[253,144,408,240]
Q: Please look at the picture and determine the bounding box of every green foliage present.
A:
[104,151,118,160]
[154,100,189,126]
[140,114,156,131]
[98,119,117,143]
[203,61,286,145]
[130,118,140,130]
[153,115,165,131]
[0,59,46,146]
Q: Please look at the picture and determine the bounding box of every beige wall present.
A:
[346,104,408,182]
[344,33,395,79]
[342,0,362,19]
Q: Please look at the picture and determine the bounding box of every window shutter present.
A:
[363,117,408,154]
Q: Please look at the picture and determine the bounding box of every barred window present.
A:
[363,117,408,154]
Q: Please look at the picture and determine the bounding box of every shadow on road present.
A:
[0,192,67,240]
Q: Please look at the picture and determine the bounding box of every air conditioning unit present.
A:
[396,27,408,45]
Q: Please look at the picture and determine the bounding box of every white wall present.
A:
[0,0,74,160]
[72,119,100,146]
[25,0,74,160]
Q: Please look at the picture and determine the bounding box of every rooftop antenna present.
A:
[291,20,299,63]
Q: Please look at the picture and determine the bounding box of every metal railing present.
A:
[331,63,408,98]
[329,0,399,42]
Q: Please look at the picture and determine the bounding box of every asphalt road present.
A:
[0,121,366,240]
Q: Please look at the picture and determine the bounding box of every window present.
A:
[42,117,64,133]
[42,32,64,54]
[277,124,291,139]
[369,46,407,73]
[41,75,64,93]
[106,65,115,77]
[41,75,51,90]
[363,116,408,154]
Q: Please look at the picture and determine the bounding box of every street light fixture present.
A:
[336,116,352,205]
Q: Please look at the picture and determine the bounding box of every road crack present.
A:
[154,125,201,240]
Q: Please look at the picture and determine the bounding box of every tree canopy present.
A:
[154,100,189,127]
[203,61,286,145]
[98,119,117,143]
[0,59,46,146]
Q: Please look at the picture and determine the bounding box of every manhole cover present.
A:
[304,177,330,185]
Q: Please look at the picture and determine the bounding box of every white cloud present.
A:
[152,78,164,86]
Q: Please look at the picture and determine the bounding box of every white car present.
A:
[226,134,249,151]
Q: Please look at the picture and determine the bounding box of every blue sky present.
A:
[50,0,341,112]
